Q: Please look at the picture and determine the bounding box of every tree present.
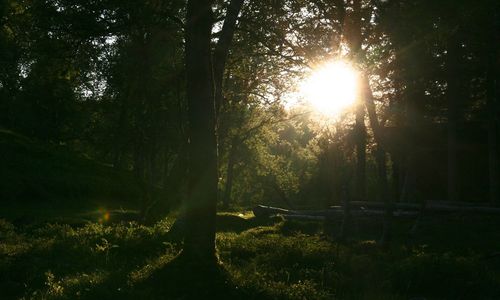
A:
[485,1,499,204]
[344,0,366,203]
[181,0,247,259]
[183,0,218,261]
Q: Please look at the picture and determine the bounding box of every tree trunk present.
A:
[487,14,499,204]
[213,0,245,208]
[113,96,128,169]
[487,76,499,206]
[164,149,187,206]
[346,0,366,202]
[338,184,350,239]
[401,48,423,204]
[446,37,461,202]
[133,139,145,180]
[392,158,401,201]
[213,0,245,116]
[222,138,238,209]
[376,147,391,244]
[361,75,391,244]
[183,0,218,261]
[355,104,366,201]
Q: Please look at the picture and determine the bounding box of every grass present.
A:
[1,213,500,299]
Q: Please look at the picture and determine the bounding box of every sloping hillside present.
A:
[0,129,146,219]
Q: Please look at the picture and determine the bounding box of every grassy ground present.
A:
[1,212,500,299]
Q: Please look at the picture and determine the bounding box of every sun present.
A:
[299,60,359,117]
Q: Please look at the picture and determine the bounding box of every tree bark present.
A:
[392,158,401,201]
[213,0,245,116]
[487,13,499,204]
[222,137,238,209]
[346,0,366,202]
[183,0,218,261]
[400,46,423,204]
[338,184,350,239]
[361,76,391,244]
[355,104,366,201]
[487,71,499,205]
[446,37,461,202]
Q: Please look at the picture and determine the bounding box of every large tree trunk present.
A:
[183,0,218,261]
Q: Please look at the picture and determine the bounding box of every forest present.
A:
[0,0,499,299]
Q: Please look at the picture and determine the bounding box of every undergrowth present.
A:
[1,214,500,299]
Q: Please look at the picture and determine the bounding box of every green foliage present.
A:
[219,107,322,208]
[0,217,177,299]
[216,215,500,299]
[1,213,500,299]
[391,251,496,298]
[217,222,335,299]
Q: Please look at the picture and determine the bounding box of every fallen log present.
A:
[252,205,335,218]
[328,206,419,216]
[280,214,326,221]
[253,201,500,221]
[252,205,299,217]
[345,201,500,214]
[252,205,419,220]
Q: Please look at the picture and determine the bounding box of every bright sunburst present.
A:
[300,60,359,117]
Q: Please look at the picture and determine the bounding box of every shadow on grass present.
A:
[128,252,269,300]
